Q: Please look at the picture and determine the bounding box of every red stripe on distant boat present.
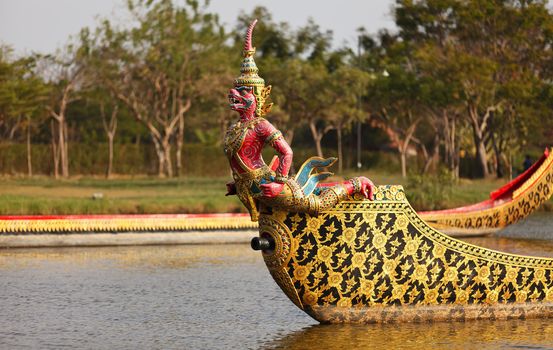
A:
[0,213,251,221]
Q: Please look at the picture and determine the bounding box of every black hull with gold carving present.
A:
[256,186,553,323]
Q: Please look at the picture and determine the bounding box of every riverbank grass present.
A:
[0,176,242,215]
[0,173,550,215]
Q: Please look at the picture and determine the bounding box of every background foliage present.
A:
[0,0,551,181]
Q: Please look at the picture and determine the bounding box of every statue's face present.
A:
[228,86,256,116]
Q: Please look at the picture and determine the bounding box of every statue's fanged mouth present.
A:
[228,88,253,112]
[228,92,244,110]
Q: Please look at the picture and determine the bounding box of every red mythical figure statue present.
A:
[225,19,375,221]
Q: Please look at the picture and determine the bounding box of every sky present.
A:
[0,0,396,56]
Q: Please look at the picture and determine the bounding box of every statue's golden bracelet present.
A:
[274,175,288,184]
[349,177,361,193]
[232,166,271,182]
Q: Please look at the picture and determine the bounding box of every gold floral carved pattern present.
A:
[259,185,553,323]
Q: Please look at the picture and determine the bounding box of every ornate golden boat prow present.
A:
[420,148,553,235]
[224,20,553,323]
[256,185,553,323]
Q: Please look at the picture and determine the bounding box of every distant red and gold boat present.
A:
[420,148,553,236]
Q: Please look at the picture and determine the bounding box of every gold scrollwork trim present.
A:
[258,215,303,309]
[258,216,293,269]
[0,215,258,233]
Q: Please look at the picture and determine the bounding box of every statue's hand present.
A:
[225,182,237,196]
[260,182,284,198]
[359,177,376,200]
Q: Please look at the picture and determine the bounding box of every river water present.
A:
[1,214,553,349]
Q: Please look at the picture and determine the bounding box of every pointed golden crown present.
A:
[234,19,273,117]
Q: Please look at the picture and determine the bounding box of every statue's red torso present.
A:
[226,118,291,176]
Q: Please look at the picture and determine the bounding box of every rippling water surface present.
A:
[1,214,553,349]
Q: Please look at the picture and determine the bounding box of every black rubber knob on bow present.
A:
[251,236,275,251]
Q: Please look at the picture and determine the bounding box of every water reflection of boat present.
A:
[420,148,553,236]
[0,245,253,270]
[254,183,553,323]
[263,319,553,349]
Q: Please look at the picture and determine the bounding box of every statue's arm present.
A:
[257,120,293,197]
[318,178,376,199]
[256,120,293,179]
[270,137,293,181]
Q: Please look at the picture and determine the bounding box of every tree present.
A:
[414,43,465,177]
[0,48,48,176]
[270,59,332,158]
[40,47,84,178]
[325,65,371,173]
[394,0,553,177]
[86,0,227,177]
[365,31,428,178]
[0,47,20,142]
[99,96,118,178]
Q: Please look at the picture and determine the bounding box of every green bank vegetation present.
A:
[0,174,550,215]
[0,176,242,215]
